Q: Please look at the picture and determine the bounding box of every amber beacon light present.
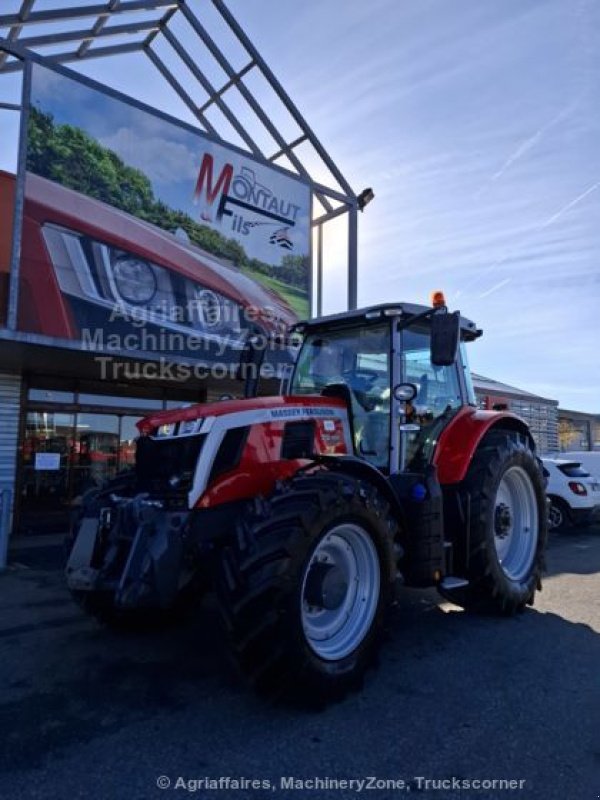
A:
[430,290,446,308]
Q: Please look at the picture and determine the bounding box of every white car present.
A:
[542,457,600,530]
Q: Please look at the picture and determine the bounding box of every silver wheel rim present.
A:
[548,503,563,530]
[494,466,539,581]
[301,523,380,661]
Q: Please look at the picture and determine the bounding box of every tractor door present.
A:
[290,323,392,469]
[392,324,466,474]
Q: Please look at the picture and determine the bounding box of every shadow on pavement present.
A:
[0,529,598,800]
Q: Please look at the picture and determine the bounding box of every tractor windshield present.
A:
[291,324,391,469]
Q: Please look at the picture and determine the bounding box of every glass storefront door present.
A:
[72,413,119,499]
[19,411,139,534]
[16,380,202,536]
[20,411,76,534]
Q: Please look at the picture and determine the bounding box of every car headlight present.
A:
[112,256,158,305]
[42,224,243,338]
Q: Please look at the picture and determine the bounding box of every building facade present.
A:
[558,409,600,452]
[472,373,559,454]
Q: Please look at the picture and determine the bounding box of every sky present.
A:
[0,0,598,411]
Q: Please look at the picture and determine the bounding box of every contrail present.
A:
[479,278,511,298]
[489,103,576,184]
[540,180,600,228]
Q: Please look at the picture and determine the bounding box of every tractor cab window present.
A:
[401,327,462,470]
[291,324,391,469]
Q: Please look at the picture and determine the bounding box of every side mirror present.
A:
[430,311,460,367]
[393,383,417,402]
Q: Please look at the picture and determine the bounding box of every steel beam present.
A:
[312,203,351,227]
[0,0,36,69]
[177,2,333,211]
[0,102,21,111]
[197,60,255,114]
[347,205,359,310]
[0,41,145,73]
[0,1,178,28]
[7,58,31,331]
[77,0,122,58]
[211,0,356,202]
[269,133,308,163]
[316,224,323,317]
[14,19,160,49]
[144,45,219,138]
[144,4,179,48]
[160,25,262,157]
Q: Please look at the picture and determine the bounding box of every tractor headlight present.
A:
[111,256,157,305]
[191,288,240,334]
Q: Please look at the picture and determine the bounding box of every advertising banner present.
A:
[9,61,310,373]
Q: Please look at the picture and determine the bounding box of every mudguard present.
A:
[433,407,535,485]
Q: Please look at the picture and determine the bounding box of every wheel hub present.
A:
[494,502,512,539]
[300,523,380,661]
[304,562,348,610]
[493,466,539,582]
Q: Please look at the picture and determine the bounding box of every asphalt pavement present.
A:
[1,526,598,800]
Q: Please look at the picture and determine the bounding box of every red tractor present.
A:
[66,296,547,704]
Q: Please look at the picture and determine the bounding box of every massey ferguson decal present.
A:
[194,154,305,253]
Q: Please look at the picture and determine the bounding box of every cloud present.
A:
[99,127,199,186]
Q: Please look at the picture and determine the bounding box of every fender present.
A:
[433,406,535,485]
[313,453,409,533]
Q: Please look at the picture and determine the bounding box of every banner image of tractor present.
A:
[8,62,311,364]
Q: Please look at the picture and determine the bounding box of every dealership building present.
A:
[472,373,560,454]
[557,408,600,453]
[0,4,594,554]
[0,2,366,549]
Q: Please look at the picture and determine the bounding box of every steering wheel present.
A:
[342,369,380,411]
[342,369,380,390]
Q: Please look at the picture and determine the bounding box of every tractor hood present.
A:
[137,395,347,436]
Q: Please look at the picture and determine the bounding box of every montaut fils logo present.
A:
[193,153,302,248]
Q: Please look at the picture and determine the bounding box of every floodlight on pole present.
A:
[357,187,375,211]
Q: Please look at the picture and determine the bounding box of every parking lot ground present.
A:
[1,526,599,800]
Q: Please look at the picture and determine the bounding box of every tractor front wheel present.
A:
[216,471,398,706]
[441,434,547,614]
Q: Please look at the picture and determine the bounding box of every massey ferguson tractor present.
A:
[66,295,547,705]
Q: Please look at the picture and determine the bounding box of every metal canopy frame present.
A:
[0,0,366,312]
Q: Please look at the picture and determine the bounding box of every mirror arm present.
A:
[396,305,446,333]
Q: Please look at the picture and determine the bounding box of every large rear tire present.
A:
[440,433,547,614]
[216,471,398,706]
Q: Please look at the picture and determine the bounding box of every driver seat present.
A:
[321,383,377,460]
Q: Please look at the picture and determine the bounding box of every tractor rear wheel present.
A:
[216,471,398,706]
[440,433,547,614]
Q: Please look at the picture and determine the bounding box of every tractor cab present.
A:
[289,297,481,474]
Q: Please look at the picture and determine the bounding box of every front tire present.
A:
[441,433,547,614]
[216,471,397,706]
